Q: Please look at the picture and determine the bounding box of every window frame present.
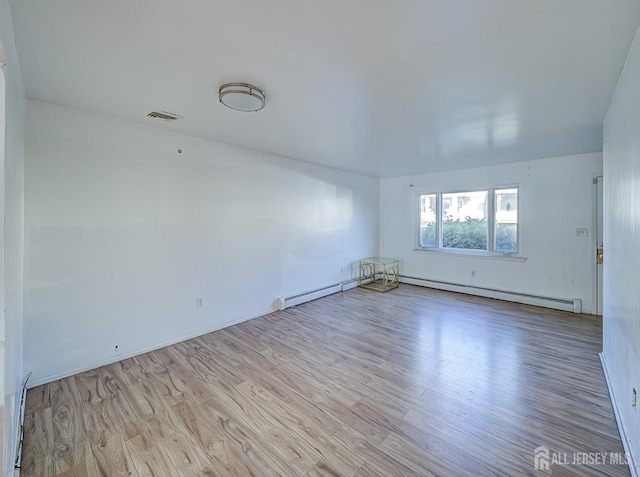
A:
[417,192,439,248]
[416,185,521,258]
[493,186,519,254]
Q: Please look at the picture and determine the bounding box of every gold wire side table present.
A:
[358,257,400,292]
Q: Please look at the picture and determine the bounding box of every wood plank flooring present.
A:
[20,285,630,476]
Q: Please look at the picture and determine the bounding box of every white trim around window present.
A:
[415,186,525,260]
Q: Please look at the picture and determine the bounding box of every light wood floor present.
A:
[21,285,630,476]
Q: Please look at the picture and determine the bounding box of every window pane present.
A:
[418,194,437,247]
[494,188,518,252]
[442,191,488,250]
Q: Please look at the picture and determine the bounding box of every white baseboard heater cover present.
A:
[276,275,582,313]
[277,279,358,310]
[400,275,582,313]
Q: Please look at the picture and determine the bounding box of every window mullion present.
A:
[488,188,494,252]
[437,193,442,248]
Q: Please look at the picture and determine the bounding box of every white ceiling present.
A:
[9,1,640,177]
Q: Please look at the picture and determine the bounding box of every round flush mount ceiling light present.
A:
[219,82,265,112]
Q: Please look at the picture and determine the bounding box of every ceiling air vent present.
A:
[146,110,182,122]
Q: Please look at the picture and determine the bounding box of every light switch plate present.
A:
[576,227,588,237]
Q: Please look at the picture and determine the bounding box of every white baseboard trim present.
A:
[27,307,273,389]
[400,275,583,313]
[9,373,29,477]
[600,352,638,477]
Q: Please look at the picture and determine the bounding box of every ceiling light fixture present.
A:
[218,82,265,112]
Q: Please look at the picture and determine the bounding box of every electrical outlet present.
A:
[114,345,119,354]
[471,270,476,277]
[633,388,637,408]
[196,297,204,309]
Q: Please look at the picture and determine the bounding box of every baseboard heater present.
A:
[400,275,582,313]
[277,279,358,310]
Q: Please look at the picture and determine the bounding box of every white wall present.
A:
[0,0,26,474]
[380,153,602,312]
[0,62,5,476]
[23,100,379,386]
[602,27,640,475]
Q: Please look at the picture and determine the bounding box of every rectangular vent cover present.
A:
[146,110,181,121]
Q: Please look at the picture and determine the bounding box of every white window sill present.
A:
[413,247,527,262]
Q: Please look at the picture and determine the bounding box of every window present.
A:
[494,188,518,252]
[418,187,519,255]
[418,194,437,247]
[442,190,488,250]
